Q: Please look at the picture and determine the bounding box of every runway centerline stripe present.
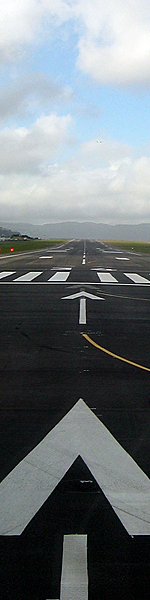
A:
[60,535,88,600]
[0,271,16,279]
[124,273,150,283]
[48,271,71,281]
[82,334,150,372]
[97,272,118,282]
[14,271,42,281]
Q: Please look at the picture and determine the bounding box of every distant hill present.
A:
[1,221,150,241]
[0,226,19,238]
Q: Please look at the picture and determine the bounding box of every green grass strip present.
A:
[0,239,67,254]
[103,240,150,254]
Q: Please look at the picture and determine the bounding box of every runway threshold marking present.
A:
[14,271,42,282]
[0,271,16,279]
[97,272,118,282]
[124,273,150,283]
[1,399,150,536]
[48,271,71,282]
[82,334,150,372]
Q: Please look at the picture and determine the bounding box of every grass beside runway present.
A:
[0,239,68,254]
[103,240,150,253]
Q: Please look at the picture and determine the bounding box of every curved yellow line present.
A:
[82,333,150,372]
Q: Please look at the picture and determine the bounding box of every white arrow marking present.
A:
[62,291,104,324]
[1,400,150,536]
[47,535,88,599]
[62,291,104,300]
[47,535,88,600]
[79,297,86,324]
[60,535,88,600]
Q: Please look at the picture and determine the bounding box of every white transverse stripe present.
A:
[79,298,86,324]
[48,271,71,282]
[97,272,118,283]
[0,271,16,279]
[60,535,88,600]
[1,400,150,535]
[124,273,150,283]
[14,272,42,282]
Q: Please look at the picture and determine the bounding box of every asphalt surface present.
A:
[0,239,150,599]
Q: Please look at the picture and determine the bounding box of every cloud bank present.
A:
[0,1,150,226]
[0,126,150,224]
[1,1,150,86]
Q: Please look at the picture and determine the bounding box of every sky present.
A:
[1,0,150,225]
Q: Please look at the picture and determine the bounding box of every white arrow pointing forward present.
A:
[1,399,150,536]
[62,291,104,324]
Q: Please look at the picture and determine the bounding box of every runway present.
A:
[0,239,150,599]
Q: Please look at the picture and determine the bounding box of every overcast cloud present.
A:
[0,74,72,121]
[0,0,150,225]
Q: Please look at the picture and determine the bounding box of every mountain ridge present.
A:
[1,221,150,241]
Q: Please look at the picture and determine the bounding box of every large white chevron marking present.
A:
[1,399,150,536]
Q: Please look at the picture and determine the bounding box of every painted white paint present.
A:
[97,272,118,282]
[1,400,150,536]
[60,535,88,600]
[14,272,42,281]
[79,298,86,324]
[1,279,150,286]
[0,271,16,279]
[62,290,104,325]
[124,273,150,283]
[62,291,104,300]
[48,272,71,282]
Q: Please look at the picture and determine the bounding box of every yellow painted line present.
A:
[82,333,150,372]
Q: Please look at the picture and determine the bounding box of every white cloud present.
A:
[1,1,150,87]
[0,0,73,60]
[0,113,73,173]
[75,0,150,85]
[1,132,150,223]
[0,2,150,224]
[0,74,72,121]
